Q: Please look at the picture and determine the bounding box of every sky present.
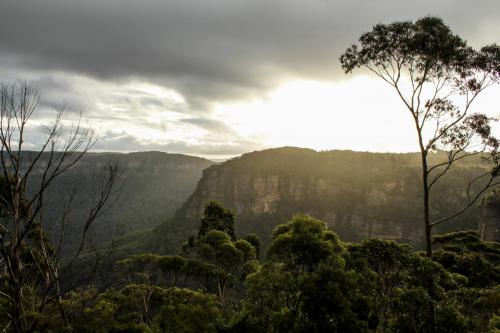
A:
[0,0,499,160]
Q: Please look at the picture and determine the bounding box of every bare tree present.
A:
[340,16,500,257]
[0,81,120,332]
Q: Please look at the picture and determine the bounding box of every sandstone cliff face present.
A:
[182,169,415,242]
[175,147,493,246]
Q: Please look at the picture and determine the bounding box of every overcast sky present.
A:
[1,0,499,159]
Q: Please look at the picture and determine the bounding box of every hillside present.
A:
[152,147,497,252]
[36,151,214,252]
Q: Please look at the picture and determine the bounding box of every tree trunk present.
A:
[420,140,436,333]
[12,261,27,333]
[419,140,432,258]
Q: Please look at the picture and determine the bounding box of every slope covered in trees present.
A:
[151,147,498,254]
[30,151,213,252]
[4,202,498,332]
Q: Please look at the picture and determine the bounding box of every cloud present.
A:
[5,71,266,158]
[0,0,499,156]
[1,0,499,105]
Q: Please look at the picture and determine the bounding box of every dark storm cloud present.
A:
[1,0,499,106]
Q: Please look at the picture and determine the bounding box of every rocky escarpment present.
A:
[173,147,494,247]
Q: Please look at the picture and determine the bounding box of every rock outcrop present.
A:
[173,147,493,247]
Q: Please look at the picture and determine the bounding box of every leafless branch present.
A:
[0,81,121,332]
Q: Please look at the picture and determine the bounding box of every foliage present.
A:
[2,199,499,332]
[198,201,237,240]
[267,214,342,273]
[341,15,500,257]
[182,202,260,316]
[433,230,500,287]
[155,288,222,333]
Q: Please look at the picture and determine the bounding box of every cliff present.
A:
[168,147,494,248]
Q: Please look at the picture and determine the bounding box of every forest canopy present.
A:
[2,201,498,332]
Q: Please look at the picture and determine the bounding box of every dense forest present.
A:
[38,151,213,251]
[2,201,499,332]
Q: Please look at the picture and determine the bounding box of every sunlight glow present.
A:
[214,76,500,153]
[214,77,415,152]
